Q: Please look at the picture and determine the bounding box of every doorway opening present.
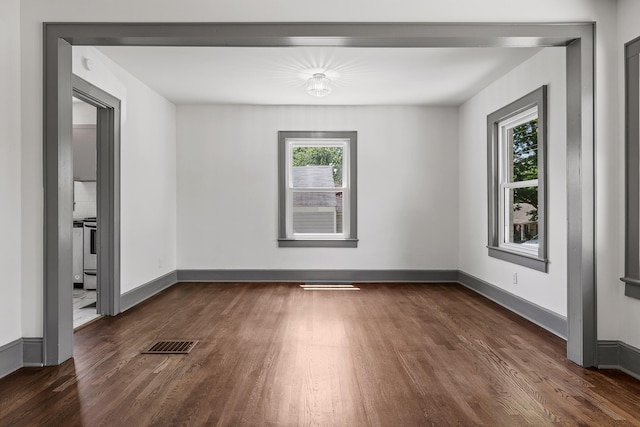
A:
[71,95,101,328]
[44,23,595,367]
[65,75,121,343]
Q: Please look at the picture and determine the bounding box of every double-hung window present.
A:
[499,107,539,253]
[278,131,358,248]
[487,86,547,271]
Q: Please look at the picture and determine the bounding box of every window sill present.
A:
[620,277,640,300]
[498,243,539,258]
[487,246,548,272]
[278,238,358,248]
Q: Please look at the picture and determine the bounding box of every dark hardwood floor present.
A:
[1,282,640,426]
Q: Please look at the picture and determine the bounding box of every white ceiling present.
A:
[96,46,542,106]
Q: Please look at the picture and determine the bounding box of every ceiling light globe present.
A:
[307,73,332,97]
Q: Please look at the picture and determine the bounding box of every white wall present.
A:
[71,46,178,296]
[0,0,22,347]
[177,105,458,269]
[15,0,619,340]
[73,100,97,125]
[73,182,97,219]
[458,48,567,316]
[616,0,640,350]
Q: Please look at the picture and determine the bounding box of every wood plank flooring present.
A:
[1,282,640,426]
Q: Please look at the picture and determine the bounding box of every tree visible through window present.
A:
[292,147,343,185]
[505,114,539,247]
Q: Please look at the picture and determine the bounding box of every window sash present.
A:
[286,188,349,239]
[285,138,350,240]
[498,107,539,254]
[499,184,539,254]
[498,106,538,186]
[501,179,538,190]
[286,139,348,188]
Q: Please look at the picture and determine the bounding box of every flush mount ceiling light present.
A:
[307,73,332,97]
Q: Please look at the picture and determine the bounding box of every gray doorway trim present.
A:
[621,36,640,301]
[44,36,73,366]
[566,34,596,367]
[43,22,595,367]
[43,29,122,365]
[72,74,121,318]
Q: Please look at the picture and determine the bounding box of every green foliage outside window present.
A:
[512,119,538,221]
[292,147,343,185]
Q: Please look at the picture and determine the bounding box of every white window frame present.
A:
[497,107,539,256]
[278,131,358,248]
[285,138,350,240]
[487,86,547,272]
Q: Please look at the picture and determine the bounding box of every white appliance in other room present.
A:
[83,219,97,290]
[72,220,84,286]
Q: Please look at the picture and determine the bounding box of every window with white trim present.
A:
[487,86,547,271]
[278,131,357,248]
[499,107,539,254]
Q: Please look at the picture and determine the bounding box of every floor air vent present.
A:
[300,283,360,291]
[142,340,198,354]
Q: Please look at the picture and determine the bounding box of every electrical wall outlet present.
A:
[512,273,518,284]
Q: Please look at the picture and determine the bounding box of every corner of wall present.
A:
[455,47,567,318]
[0,0,23,347]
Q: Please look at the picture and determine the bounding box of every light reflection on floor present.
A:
[73,288,100,328]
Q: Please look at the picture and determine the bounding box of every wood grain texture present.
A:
[1,283,640,426]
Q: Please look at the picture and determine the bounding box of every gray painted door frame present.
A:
[72,74,121,319]
[43,35,121,364]
[43,22,596,367]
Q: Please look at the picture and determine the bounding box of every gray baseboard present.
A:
[0,338,22,379]
[597,340,620,367]
[597,340,640,380]
[624,281,640,300]
[121,270,178,312]
[23,338,44,367]
[177,269,459,283]
[457,271,568,339]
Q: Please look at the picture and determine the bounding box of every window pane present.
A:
[292,191,343,234]
[505,186,538,246]
[292,146,343,187]
[509,118,538,182]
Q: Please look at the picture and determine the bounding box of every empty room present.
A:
[2,0,640,425]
